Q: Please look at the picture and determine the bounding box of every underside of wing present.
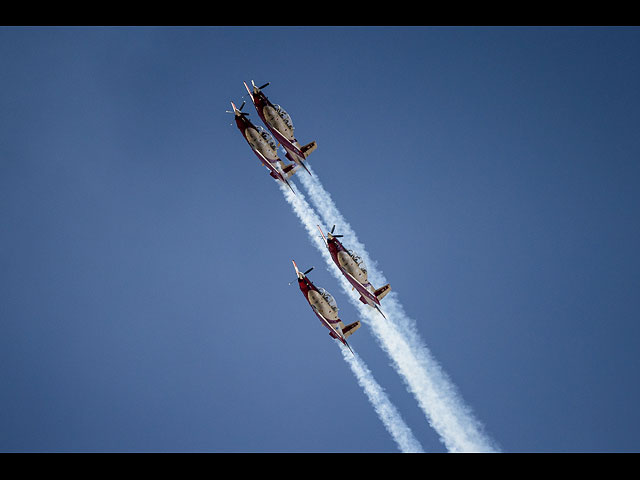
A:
[311,305,344,340]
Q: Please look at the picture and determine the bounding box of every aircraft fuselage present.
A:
[249,90,309,164]
[298,278,339,322]
[328,239,369,285]
[263,104,295,143]
[326,237,381,307]
[336,250,368,285]
[243,125,279,163]
[292,259,359,351]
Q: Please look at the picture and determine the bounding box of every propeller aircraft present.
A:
[317,225,391,318]
[244,81,317,176]
[292,260,360,354]
[228,100,298,193]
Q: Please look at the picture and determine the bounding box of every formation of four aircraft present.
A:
[230,81,391,353]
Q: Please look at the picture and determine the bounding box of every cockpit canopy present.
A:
[348,250,368,274]
[257,126,277,150]
[273,104,294,130]
[318,287,338,312]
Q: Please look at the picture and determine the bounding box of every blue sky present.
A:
[1,26,639,452]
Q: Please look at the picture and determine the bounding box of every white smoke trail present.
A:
[279,182,424,453]
[339,344,424,453]
[297,167,500,453]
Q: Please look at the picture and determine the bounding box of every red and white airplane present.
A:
[229,100,298,193]
[317,225,391,318]
[292,260,360,354]
[244,81,317,176]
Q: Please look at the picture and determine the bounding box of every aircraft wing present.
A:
[251,145,278,168]
[311,304,355,354]
[267,125,304,158]
[251,148,295,194]
[340,268,380,306]
[263,124,312,175]
[311,305,347,345]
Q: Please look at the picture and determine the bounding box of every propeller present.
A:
[329,225,343,238]
[225,100,249,116]
[317,225,343,246]
[289,262,314,285]
[251,80,270,92]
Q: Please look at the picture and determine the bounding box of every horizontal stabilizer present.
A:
[301,141,317,158]
[282,163,298,178]
[374,284,391,301]
[341,320,361,339]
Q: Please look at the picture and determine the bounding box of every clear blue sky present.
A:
[1,26,639,452]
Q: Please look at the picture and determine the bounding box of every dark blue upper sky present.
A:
[1,26,639,452]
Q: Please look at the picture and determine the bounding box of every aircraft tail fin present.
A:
[301,141,317,158]
[339,320,361,339]
[374,284,391,301]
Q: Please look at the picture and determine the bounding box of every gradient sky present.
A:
[1,26,639,452]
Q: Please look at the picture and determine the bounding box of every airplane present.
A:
[244,81,317,176]
[291,260,360,354]
[317,225,391,318]
[228,100,298,193]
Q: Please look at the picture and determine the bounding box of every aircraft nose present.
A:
[292,260,303,279]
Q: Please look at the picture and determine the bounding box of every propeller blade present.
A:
[332,235,344,238]
[229,101,249,116]
[289,261,312,284]
[258,82,270,89]
[331,225,336,234]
